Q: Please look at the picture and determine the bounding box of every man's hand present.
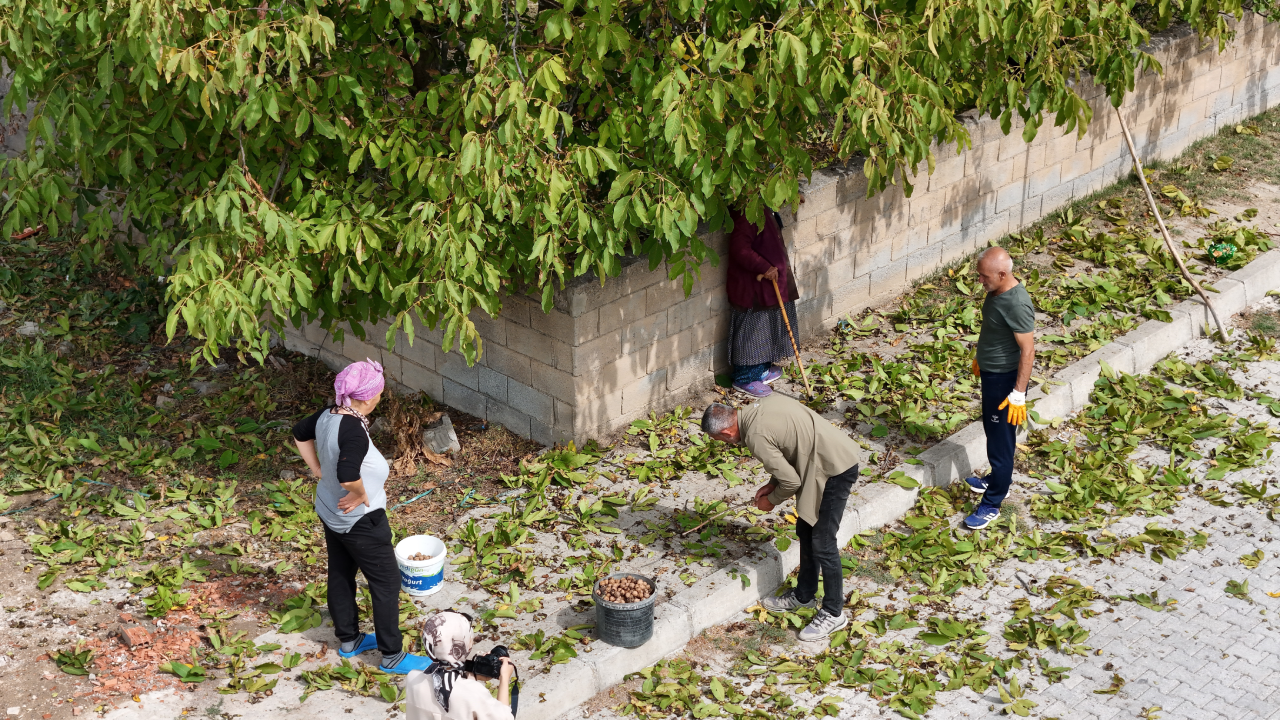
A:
[755,482,776,512]
[337,490,369,514]
[998,389,1027,426]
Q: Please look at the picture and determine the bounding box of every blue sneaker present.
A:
[962,476,988,494]
[337,633,378,658]
[964,506,1000,530]
[762,366,783,384]
[379,653,433,675]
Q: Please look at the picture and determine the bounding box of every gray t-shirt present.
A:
[976,283,1035,374]
[312,409,389,533]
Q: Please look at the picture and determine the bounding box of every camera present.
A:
[465,645,518,716]
[464,644,510,679]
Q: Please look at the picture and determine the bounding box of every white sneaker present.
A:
[798,609,848,642]
[760,589,816,613]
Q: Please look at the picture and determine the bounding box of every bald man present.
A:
[964,247,1036,529]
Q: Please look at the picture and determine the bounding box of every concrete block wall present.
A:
[285,15,1280,444]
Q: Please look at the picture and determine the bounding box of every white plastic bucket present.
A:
[395,535,446,596]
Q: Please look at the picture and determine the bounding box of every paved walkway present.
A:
[570,338,1280,720]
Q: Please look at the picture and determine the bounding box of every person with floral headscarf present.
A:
[292,359,431,674]
[406,611,515,720]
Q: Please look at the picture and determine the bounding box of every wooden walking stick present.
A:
[756,273,815,398]
[1113,106,1228,341]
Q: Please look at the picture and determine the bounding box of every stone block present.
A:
[501,295,533,328]
[689,315,729,352]
[599,291,648,336]
[926,153,965,192]
[848,481,919,533]
[667,294,712,335]
[1027,165,1062,197]
[400,361,444,401]
[507,380,554,421]
[938,232,978,268]
[395,334,438,372]
[997,129,1029,162]
[596,353,648,395]
[1060,150,1093,183]
[438,348,478,391]
[980,157,1017,192]
[531,359,576,404]
[520,659,601,720]
[478,366,507,402]
[577,387,623,434]
[916,421,987,488]
[621,369,668,414]
[814,204,858,242]
[831,275,872,317]
[1190,66,1222,100]
[530,305,594,345]
[586,606,693,690]
[644,278,685,317]
[572,332,622,376]
[868,257,908,302]
[505,322,556,365]
[666,345,716,393]
[1115,311,1196,374]
[317,348,350,373]
[962,141,999,179]
[1021,143,1047,175]
[442,378,487,419]
[1229,249,1280,305]
[486,399,531,437]
[469,310,506,346]
[1053,342,1137,409]
[621,312,670,356]
[1027,382,1075,429]
[799,175,841,217]
[995,182,1026,214]
[482,343,532,386]
[1177,96,1208,131]
[905,245,942,283]
[670,567,762,634]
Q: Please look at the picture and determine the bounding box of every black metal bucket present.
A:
[592,572,656,648]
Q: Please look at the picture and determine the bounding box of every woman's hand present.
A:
[762,266,779,282]
[498,657,514,682]
[337,490,368,513]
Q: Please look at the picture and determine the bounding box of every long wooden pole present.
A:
[1113,106,1228,341]
[770,276,814,398]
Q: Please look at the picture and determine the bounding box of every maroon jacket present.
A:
[727,210,800,311]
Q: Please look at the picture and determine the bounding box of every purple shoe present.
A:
[733,380,773,398]
[762,366,783,384]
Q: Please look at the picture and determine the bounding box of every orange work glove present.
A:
[998,390,1027,426]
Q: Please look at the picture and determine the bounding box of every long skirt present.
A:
[727,301,798,367]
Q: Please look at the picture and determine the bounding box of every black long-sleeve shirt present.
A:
[292,407,369,484]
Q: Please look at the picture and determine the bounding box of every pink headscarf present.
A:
[334,359,385,407]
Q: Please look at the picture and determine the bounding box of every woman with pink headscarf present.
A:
[292,359,431,674]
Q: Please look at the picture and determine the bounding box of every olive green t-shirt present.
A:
[976,283,1035,373]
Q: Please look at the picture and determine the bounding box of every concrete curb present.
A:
[515,248,1280,720]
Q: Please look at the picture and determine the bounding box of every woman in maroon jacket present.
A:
[726,207,799,398]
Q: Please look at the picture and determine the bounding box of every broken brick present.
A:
[118,625,152,649]
[118,613,134,623]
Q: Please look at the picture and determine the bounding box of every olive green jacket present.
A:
[737,393,862,526]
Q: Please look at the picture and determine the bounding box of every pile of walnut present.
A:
[597,576,651,603]
[408,552,434,561]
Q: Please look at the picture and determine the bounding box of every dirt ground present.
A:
[2,107,1280,720]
